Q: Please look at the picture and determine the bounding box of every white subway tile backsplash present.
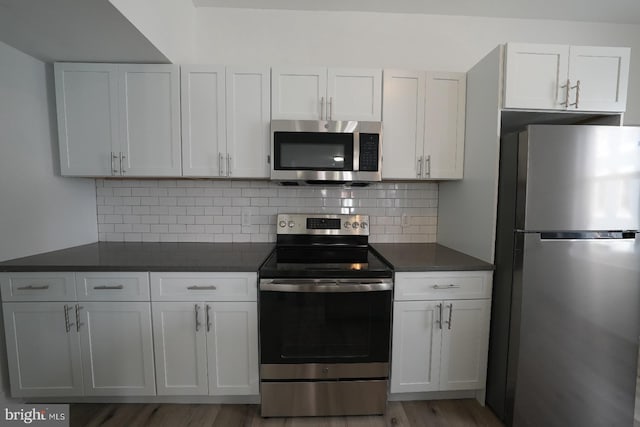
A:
[96,179,439,243]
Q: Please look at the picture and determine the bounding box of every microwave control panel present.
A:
[359,133,380,171]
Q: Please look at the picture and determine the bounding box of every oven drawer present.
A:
[394,271,492,301]
[150,272,257,301]
[0,272,76,301]
[261,380,387,417]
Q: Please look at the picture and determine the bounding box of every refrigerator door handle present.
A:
[539,231,637,240]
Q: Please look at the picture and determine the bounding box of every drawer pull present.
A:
[187,285,217,291]
[432,284,461,289]
[17,285,49,291]
[93,285,124,290]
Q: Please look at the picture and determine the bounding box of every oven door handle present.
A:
[259,279,393,292]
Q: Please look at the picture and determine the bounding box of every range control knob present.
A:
[360,222,368,229]
[279,220,287,228]
[344,222,351,229]
[288,221,295,228]
[352,222,359,229]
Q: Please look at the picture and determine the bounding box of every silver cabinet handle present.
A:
[195,304,201,332]
[417,156,423,177]
[570,80,581,109]
[447,303,453,330]
[206,304,212,332]
[93,285,124,290]
[425,155,431,178]
[432,284,461,289]
[63,304,72,333]
[218,152,223,176]
[436,303,443,329]
[119,152,126,174]
[187,285,217,291]
[227,153,231,177]
[560,79,571,107]
[329,96,333,120]
[17,285,49,290]
[111,152,119,175]
[75,304,82,332]
[320,97,325,120]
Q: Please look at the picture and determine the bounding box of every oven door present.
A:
[259,279,392,365]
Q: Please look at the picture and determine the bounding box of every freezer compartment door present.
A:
[521,125,640,231]
[514,232,640,427]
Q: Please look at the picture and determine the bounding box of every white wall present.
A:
[195,8,640,124]
[0,41,98,262]
[109,0,196,64]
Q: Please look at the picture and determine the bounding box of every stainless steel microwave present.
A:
[270,120,382,183]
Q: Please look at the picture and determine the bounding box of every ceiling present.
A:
[0,0,168,63]
[193,0,640,25]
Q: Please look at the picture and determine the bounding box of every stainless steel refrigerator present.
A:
[487,125,640,426]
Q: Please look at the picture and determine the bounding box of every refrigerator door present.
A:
[514,232,640,427]
[519,125,640,231]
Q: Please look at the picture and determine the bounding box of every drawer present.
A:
[150,272,257,302]
[75,272,150,301]
[394,271,492,301]
[0,272,76,301]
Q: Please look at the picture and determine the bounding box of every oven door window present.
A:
[260,290,391,364]
[273,132,354,171]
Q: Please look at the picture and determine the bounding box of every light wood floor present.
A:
[70,400,504,427]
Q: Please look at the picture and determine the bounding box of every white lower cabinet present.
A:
[391,271,492,394]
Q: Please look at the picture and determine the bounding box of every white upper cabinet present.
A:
[181,65,270,178]
[272,66,382,121]
[382,70,466,180]
[503,43,630,112]
[55,64,119,176]
[181,65,226,177]
[55,63,182,177]
[226,66,271,178]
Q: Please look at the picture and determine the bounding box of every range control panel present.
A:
[276,214,369,236]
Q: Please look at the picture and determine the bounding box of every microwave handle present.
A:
[329,97,333,120]
[320,97,325,120]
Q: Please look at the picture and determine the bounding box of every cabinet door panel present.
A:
[271,66,326,120]
[226,66,271,178]
[181,65,226,177]
[424,72,466,179]
[3,302,83,397]
[152,302,208,395]
[504,43,569,110]
[79,302,156,395]
[381,70,425,179]
[327,68,382,121]
[54,63,119,176]
[568,46,630,112]
[440,299,490,391]
[207,301,259,395]
[390,300,441,393]
[119,65,181,176]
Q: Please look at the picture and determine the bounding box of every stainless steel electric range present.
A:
[258,213,393,417]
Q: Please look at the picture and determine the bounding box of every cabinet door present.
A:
[327,68,382,121]
[503,43,570,110]
[54,63,119,176]
[3,302,83,397]
[119,65,182,176]
[381,70,425,179]
[568,46,630,112]
[79,302,156,395]
[424,72,466,179]
[152,302,208,395]
[181,65,226,177]
[271,66,327,120]
[206,301,259,395]
[440,299,490,391]
[390,300,442,393]
[226,66,271,178]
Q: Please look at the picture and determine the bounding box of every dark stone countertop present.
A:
[0,242,275,272]
[370,243,494,272]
